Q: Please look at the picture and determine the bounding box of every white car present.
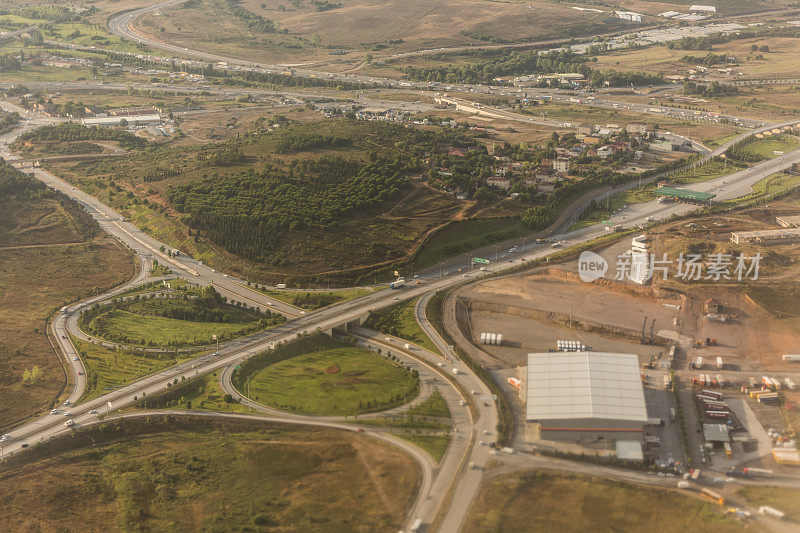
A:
[0,434,10,443]
[64,411,71,417]
[72,356,79,361]
[64,400,71,406]
[50,409,61,415]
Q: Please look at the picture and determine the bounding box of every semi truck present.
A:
[389,278,406,289]
[701,389,722,400]
[716,356,724,369]
[743,467,774,477]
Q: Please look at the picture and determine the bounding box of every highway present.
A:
[4,12,800,531]
[100,1,769,130]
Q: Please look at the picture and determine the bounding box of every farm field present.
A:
[235,334,419,416]
[463,470,746,532]
[0,171,135,428]
[0,417,420,532]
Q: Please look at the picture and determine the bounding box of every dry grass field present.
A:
[595,38,800,80]
[464,470,745,533]
[0,196,134,428]
[0,417,420,531]
[133,0,628,64]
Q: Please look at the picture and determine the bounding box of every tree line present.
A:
[15,122,148,150]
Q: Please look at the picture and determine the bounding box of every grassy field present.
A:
[0,195,134,428]
[464,470,746,533]
[524,103,737,144]
[411,218,530,271]
[86,297,265,347]
[734,134,800,160]
[137,369,250,413]
[722,172,800,207]
[359,390,452,462]
[254,285,381,310]
[0,417,420,531]
[237,335,419,416]
[737,486,800,521]
[594,36,800,79]
[365,297,443,356]
[72,336,192,402]
[135,0,620,64]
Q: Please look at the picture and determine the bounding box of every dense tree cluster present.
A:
[401,49,663,87]
[0,111,20,135]
[403,50,590,84]
[274,133,353,153]
[0,5,87,23]
[680,53,731,66]
[0,53,21,73]
[683,80,738,98]
[222,0,278,33]
[0,158,47,197]
[15,122,148,150]
[168,155,408,261]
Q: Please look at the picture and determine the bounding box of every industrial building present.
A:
[730,227,800,244]
[524,352,648,442]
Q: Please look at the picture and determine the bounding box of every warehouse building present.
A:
[525,352,648,442]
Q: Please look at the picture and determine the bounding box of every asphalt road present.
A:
[4,16,800,531]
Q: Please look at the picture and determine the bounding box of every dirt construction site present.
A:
[459,268,682,366]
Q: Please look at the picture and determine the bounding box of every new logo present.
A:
[578,251,608,282]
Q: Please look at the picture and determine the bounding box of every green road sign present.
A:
[472,258,490,264]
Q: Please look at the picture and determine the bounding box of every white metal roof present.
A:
[526,352,648,422]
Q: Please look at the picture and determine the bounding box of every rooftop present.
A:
[731,227,800,240]
[526,352,648,423]
[703,423,730,443]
